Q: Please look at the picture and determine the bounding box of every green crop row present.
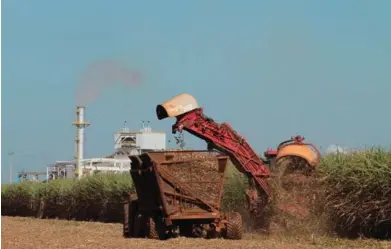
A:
[1,148,390,239]
[1,166,246,222]
[1,173,133,222]
[316,147,391,239]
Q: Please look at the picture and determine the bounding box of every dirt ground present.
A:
[2,216,390,249]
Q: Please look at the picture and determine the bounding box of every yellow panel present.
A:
[276,144,320,167]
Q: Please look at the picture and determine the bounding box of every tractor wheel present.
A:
[224,212,243,240]
[123,200,142,238]
[274,157,290,188]
[274,156,313,191]
[147,217,169,240]
[146,217,159,239]
[123,201,130,237]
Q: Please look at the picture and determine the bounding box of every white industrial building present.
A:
[41,107,167,181]
[113,122,166,154]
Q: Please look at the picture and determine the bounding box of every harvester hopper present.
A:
[123,150,244,240]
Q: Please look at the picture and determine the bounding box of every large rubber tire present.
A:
[147,217,169,240]
[225,212,243,240]
[123,200,142,238]
[146,217,159,239]
[123,201,130,237]
[274,156,313,191]
[274,157,290,188]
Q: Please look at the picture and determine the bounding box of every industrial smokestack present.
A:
[72,106,90,179]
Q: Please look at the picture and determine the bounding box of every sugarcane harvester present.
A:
[156,93,321,217]
[123,93,321,240]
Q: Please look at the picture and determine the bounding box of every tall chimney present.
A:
[72,106,90,179]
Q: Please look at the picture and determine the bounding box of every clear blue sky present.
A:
[2,0,391,183]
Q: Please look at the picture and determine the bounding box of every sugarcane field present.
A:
[2,1,391,249]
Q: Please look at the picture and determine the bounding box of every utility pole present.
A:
[8,152,14,183]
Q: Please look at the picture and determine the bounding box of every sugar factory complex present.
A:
[16,106,166,182]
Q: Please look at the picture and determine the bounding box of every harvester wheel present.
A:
[147,217,159,239]
[224,212,243,240]
[123,201,130,237]
[123,200,143,238]
[147,217,169,240]
[274,157,290,188]
[274,156,313,189]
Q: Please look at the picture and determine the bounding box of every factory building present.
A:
[46,124,165,180]
[18,107,166,182]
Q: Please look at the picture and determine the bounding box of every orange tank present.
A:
[276,136,321,168]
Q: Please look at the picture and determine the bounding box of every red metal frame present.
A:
[172,108,271,197]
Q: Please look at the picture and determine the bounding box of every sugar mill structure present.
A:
[17,106,167,182]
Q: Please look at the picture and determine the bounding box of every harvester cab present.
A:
[263,135,321,171]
